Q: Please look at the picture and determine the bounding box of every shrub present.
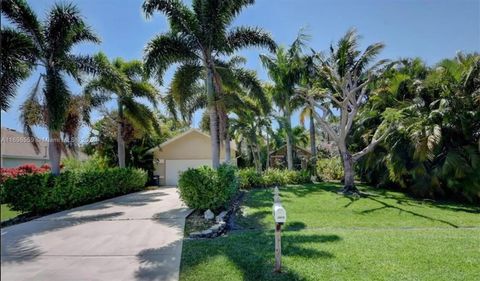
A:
[62,154,108,172]
[237,168,311,188]
[0,163,51,183]
[3,168,147,214]
[317,157,344,180]
[262,168,287,186]
[238,167,262,189]
[178,164,238,210]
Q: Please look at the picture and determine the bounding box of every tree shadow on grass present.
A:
[180,231,341,281]
[282,183,340,198]
[361,196,459,228]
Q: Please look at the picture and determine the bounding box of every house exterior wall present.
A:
[152,130,236,185]
[1,157,49,168]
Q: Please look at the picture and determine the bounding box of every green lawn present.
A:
[180,183,480,281]
[1,204,21,222]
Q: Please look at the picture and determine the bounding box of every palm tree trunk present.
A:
[285,106,293,170]
[48,130,61,175]
[225,117,231,163]
[251,144,261,173]
[207,67,220,169]
[117,101,126,168]
[309,113,317,174]
[265,130,270,170]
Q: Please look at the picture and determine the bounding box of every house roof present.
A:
[1,127,49,159]
[1,127,89,160]
[147,128,236,154]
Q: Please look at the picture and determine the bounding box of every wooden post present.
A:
[274,223,282,272]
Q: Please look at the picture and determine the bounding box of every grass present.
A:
[180,183,480,281]
[1,204,22,222]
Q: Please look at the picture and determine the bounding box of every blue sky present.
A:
[1,0,479,140]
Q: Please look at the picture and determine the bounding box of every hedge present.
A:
[178,164,238,211]
[238,168,311,189]
[2,168,147,214]
[316,157,343,181]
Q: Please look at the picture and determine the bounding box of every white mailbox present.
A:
[273,202,286,224]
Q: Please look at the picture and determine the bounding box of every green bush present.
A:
[238,167,263,189]
[316,157,344,180]
[3,168,147,214]
[0,184,5,204]
[178,164,239,210]
[237,168,311,188]
[62,154,109,172]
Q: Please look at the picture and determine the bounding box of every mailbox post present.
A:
[272,186,286,272]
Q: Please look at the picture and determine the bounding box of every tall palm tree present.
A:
[230,101,266,172]
[142,0,276,168]
[2,0,100,175]
[84,53,160,168]
[299,107,316,158]
[298,53,319,172]
[164,56,268,164]
[0,27,37,110]
[260,33,306,169]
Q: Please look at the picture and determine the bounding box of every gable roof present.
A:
[147,128,236,153]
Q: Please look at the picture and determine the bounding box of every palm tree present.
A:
[261,32,306,169]
[299,107,316,160]
[0,27,37,110]
[230,102,266,172]
[142,0,276,169]
[164,56,268,164]
[2,0,100,175]
[84,53,160,168]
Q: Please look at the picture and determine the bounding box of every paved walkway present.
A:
[1,187,190,281]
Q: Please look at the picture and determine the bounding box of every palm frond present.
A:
[0,27,37,110]
[227,26,276,53]
[123,99,161,136]
[130,81,160,107]
[143,0,198,35]
[144,32,198,83]
[1,0,44,47]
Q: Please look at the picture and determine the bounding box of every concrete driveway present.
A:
[1,187,190,281]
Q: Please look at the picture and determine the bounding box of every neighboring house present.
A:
[1,127,88,168]
[148,128,237,186]
[269,145,312,170]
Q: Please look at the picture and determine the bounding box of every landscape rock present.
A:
[210,224,222,232]
[215,211,228,223]
[204,209,214,220]
[189,231,202,238]
[201,229,213,238]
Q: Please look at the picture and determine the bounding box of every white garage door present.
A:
[165,159,213,186]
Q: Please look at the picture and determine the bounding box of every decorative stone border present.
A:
[189,210,229,238]
[188,192,244,239]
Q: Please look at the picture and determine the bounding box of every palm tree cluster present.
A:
[142,0,276,168]
[2,0,479,202]
[354,54,480,202]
